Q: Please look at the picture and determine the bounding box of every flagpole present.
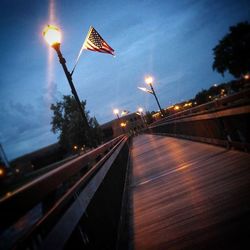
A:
[71,48,85,76]
[70,27,93,76]
[52,43,90,129]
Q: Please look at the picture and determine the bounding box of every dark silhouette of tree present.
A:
[144,111,154,124]
[50,95,102,152]
[212,21,250,78]
[194,89,209,105]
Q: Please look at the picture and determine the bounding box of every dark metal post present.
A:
[149,83,164,117]
[140,113,147,129]
[52,44,90,129]
[116,114,125,133]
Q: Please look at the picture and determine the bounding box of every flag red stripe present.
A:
[84,26,115,55]
[86,40,114,52]
[86,41,114,54]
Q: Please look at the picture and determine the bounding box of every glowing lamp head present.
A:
[0,167,6,177]
[145,76,153,85]
[113,109,119,115]
[244,74,250,80]
[120,122,127,127]
[138,107,143,113]
[43,25,62,47]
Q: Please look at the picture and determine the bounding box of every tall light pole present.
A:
[113,108,125,133]
[145,76,164,117]
[137,107,147,128]
[113,108,120,120]
[43,25,89,129]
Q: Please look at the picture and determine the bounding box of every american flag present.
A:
[83,26,115,55]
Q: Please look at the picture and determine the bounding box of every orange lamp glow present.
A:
[43,25,62,47]
[145,76,153,85]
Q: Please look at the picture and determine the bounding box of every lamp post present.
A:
[113,108,125,133]
[43,25,89,129]
[145,76,164,117]
[137,107,147,129]
[113,108,120,120]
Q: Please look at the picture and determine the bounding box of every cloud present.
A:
[9,102,35,117]
[3,125,58,160]
[0,97,57,160]
[43,81,62,107]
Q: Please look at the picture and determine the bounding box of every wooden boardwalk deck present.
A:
[129,134,250,250]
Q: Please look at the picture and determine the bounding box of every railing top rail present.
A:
[0,135,125,229]
[13,136,129,250]
[151,89,250,127]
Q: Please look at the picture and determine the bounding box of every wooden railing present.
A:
[0,135,130,250]
[152,88,250,126]
[148,90,250,151]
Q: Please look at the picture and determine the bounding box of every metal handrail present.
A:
[0,135,125,230]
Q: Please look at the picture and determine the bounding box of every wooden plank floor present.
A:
[129,134,250,250]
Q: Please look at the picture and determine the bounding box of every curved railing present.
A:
[148,89,250,151]
[0,135,129,250]
[151,88,250,127]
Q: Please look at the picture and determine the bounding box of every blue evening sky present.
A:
[0,0,249,160]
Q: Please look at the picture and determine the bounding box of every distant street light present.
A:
[243,73,250,80]
[120,122,127,128]
[145,77,163,116]
[174,105,180,111]
[43,25,89,128]
[138,107,143,113]
[137,107,147,128]
[139,76,164,117]
[113,108,120,119]
[113,109,125,133]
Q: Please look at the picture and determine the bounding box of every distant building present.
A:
[10,143,66,174]
[100,112,146,141]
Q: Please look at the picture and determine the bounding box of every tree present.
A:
[144,111,154,124]
[212,21,250,78]
[194,89,209,105]
[50,95,102,152]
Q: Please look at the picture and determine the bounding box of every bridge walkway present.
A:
[129,134,250,250]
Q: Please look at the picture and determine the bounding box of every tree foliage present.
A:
[50,95,102,152]
[144,111,154,124]
[212,21,250,78]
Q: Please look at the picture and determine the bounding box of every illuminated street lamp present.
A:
[139,76,164,117]
[137,107,147,128]
[113,108,120,119]
[113,108,125,133]
[0,168,4,176]
[43,25,89,128]
[138,107,143,113]
[145,76,164,116]
[243,73,250,80]
[120,122,127,128]
[174,105,180,111]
